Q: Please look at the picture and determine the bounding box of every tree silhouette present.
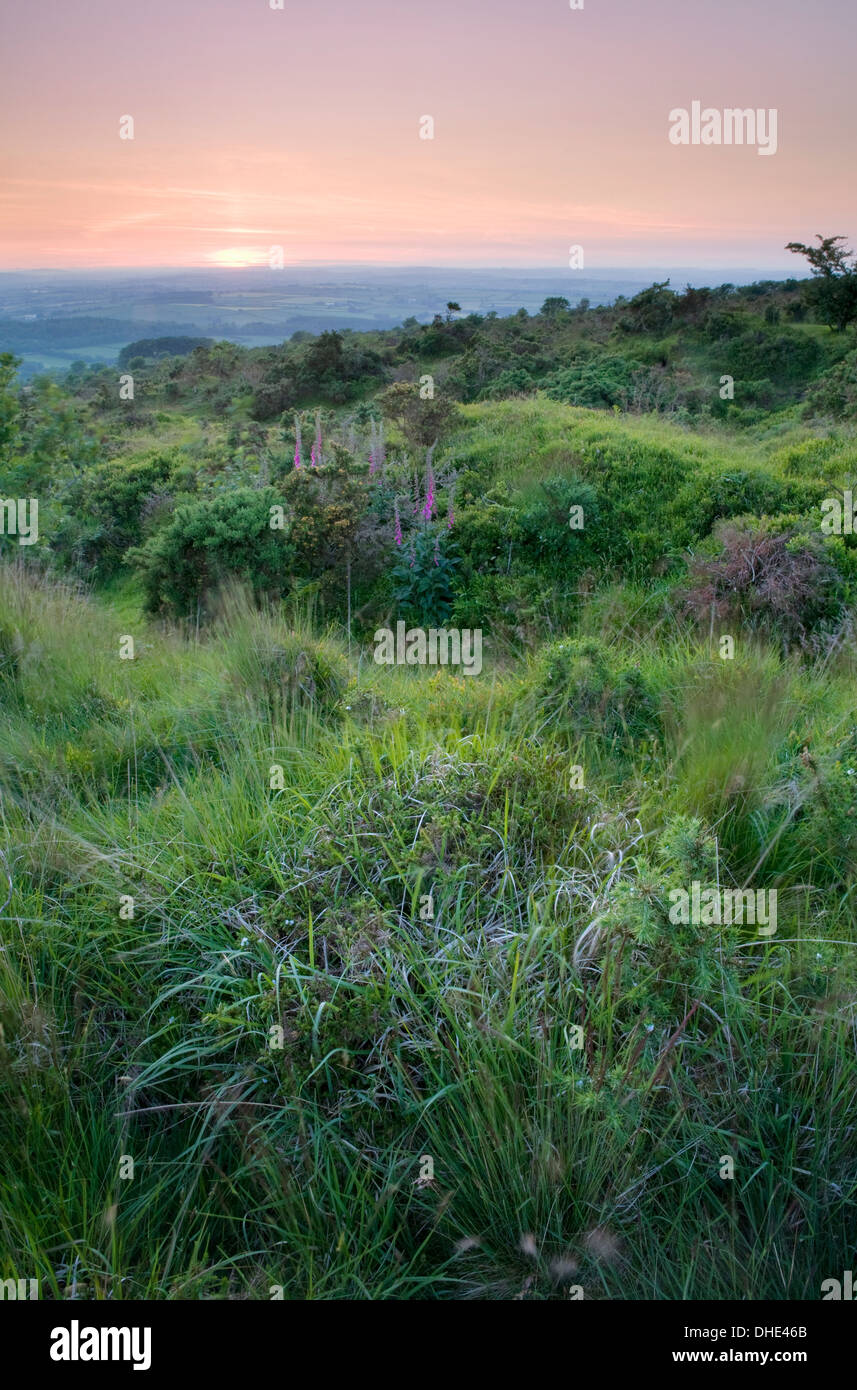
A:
[786,235,857,331]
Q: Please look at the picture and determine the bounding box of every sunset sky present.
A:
[1,0,854,271]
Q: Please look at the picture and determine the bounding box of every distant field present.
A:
[14,343,130,379]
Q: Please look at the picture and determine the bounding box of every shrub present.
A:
[718,328,821,385]
[450,487,519,573]
[543,355,645,409]
[53,452,175,577]
[132,486,295,617]
[677,518,845,651]
[803,351,857,420]
[532,637,662,747]
[516,477,599,573]
[669,468,818,544]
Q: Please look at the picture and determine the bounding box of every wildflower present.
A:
[394,500,403,547]
[311,411,322,467]
[422,459,435,522]
[293,416,302,469]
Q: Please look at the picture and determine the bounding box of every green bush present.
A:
[532,637,662,747]
[52,452,176,577]
[787,726,857,887]
[803,350,857,420]
[719,328,822,385]
[132,486,295,617]
[544,354,646,409]
[516,477,599,572]
[451,487,519,573]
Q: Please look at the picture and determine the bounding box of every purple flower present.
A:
[312,411,322,467]
[394,500,403,546]
[294,416,302,469]
[422,463,435,522]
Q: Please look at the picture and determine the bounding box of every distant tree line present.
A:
[118,336,214,368]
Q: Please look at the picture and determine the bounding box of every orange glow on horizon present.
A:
[0,0,854,272]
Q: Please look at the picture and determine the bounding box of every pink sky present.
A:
[1,0,854,270]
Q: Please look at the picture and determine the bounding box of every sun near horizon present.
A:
[1,0,855,273]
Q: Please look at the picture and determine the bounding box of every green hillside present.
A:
[1,271,856,1299]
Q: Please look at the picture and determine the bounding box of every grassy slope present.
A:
[1,490,856,1296]
[2,282,857,1297]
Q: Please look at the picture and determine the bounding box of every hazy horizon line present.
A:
[0,261,808,278]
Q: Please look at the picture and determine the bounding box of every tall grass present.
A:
[1,566,855,1299]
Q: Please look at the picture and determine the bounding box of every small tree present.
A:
[786,235,857,331]
[378,381,461,451]
[540,296,571,318]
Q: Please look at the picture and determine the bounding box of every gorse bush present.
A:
[803,348,857,420]
[132,486,295,616]
[51,451,177,577]
[544,354,647,409]
[533,637,663,747]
